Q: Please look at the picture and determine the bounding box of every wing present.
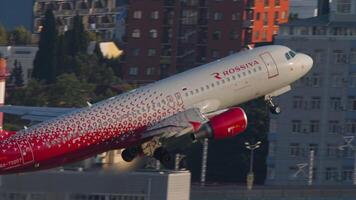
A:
[141,108,209,140]
[0,105,78,121]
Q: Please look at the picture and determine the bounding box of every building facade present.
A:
[33,0,127,40]
[267,0,356,185]
[289,0,318,18]
[0,46,38,85]
[121,0,289,84]
[0,170,191,200]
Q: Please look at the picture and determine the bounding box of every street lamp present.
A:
[245,141,261,190]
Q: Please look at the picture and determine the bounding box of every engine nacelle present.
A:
[192,107,248,140]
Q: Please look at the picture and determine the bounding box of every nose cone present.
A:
[303,54,313,72]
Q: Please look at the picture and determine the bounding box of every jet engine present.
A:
[192,107,248,140]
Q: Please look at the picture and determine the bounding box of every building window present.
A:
[128,67,138,75]
[255,12,261,20]
[311,97,321,109]
[330,97,342,111]
[292,120,301,133]
[254,31,259,40]
[232,12,241,20]
[342,168,353,181]
[262,30,267,40]
[328,120,340,134]
[275,0,280,6]
[334,50,348,64]
[348,96,356,111]
[290,143,300,157]
[311,73,321,87]
[151,11,159,19]
[346,120,356,134]
[281,11,287,20]
[146,67,155,75]
[148,49,157,56]
[325,167,338,181]
[149,29,158,38]
[131,48,140,56]
[264,0,269,7]
[331,74,343,87]
[132,29,141,38]
[326,144,337,157]
[310,120,320,133]
[274,11,279,25]
[350,49,356,64]
[263,12,268,25]
[133,10,142,19]
[213,12,223,20]
[349,73,356,87]
[336,0,351,14]
[211,50,219,58]
[313,49,325,63]
[292,96,304,109]
[212,31,221,40]
[229,30,239,40]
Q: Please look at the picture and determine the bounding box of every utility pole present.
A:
[308,150,314,185]
[200,138,209,186]
[245,141,261,190]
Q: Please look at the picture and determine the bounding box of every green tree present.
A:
[64,15,89,56]
[7,80,48,106]
[0,24,7,44]
[11,61,24,87]
[32,9,57,84]
[10,26,32,45]
[48,73,95,107]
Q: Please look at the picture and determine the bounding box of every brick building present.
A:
[121,0,289,84]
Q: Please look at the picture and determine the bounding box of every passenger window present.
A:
[253,68,257,72]
[243,72,246,76]
[222,79,226,84]
[195,89,199,93]
[232,76,236,80]
[227,77,231,82]
[185,92,189,97]
[211,83,215,87]
[285,52,291,60]
[200,87,204,92]
[206,85,210,90]
[258,66,262,71]
[190,91,194,95]
[216,81,220,86]
[238,74,241,78]
[248,70,252,74]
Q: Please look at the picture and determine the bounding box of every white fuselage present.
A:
[0,45,313,173]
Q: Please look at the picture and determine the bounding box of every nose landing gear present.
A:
[265,96,281,115]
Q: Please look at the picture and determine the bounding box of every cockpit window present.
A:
[285,52,291,60]
[289,51,296,58]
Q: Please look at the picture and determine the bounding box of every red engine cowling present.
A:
[192,107,248,140]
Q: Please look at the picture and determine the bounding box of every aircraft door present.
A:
[16,138,35,165]
[259,52,279,78]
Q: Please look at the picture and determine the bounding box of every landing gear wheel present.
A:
[153,147,172,166]
[265,96,281,115]
[270,104,281,115]
[121,146,141,162]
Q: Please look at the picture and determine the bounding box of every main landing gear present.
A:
[265,96,281,115]
[121,146,141,162]
[153,147,172,166]
[122,145,172,167]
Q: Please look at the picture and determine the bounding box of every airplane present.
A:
[0,45,313,174]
